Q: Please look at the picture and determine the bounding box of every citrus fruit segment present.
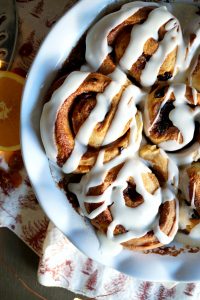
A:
[0,71,25,151]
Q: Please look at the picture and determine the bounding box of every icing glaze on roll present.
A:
[144,84,200,152]
[40,1,200,252]
[86,2,185,87]
[41,69,143,174]
[86,2,158,70]
[68,142,179,250]
[40,71,89,162]
[68,146,178,249]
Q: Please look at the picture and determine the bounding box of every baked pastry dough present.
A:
[68,145,178,251]
[144,84,200,151]
[178,163,200,240]
[180,162,200,213]
[190,54,200,92]
[86,2,184,87]
[41,70,143,173]
[40,1,200,252]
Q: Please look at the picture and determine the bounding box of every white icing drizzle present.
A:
[160,148,179,187]
[86,1,158,71]
[102,84,140,145]
[154,226,172,245]
[68,130,180,247]
[189,52,200,86]
[153,187,179,245]
[109,66,127,83]
[144,84,199,152]
[41,68,143,174]
[178,201,192,230]
[63,77,123,173]
[179,168,190,203]
[177,201,200,244]
[86,2,185,87]
[189,223,200,240]
[169,142,200,166]
[140,21,183,87]
[40,2,200,254]
[120,7,176,71]
[62,69,141,173]
[185,20,200,72]
[40,71,89,162]
[191,183,196,209]
[172,4,200,83]
[69,155,163,244]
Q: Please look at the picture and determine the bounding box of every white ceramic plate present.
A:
[21,0,200,282]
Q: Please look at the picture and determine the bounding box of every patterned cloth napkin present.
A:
[0,0,200,299]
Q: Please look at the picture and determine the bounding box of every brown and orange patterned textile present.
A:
[0,1,200,299]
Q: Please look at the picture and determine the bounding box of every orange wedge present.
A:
[0,71,25,151]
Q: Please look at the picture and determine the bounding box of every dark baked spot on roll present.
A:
[123,181,144,208]
[191,209,200,220]
[157,71,172,81]
[70,92,97,134]
[152,101,175,135]
[154,86,167,98]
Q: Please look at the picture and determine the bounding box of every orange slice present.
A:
[0,71,25,151]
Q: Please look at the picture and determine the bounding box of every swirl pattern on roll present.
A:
[190,54,200,92]
[40,1,200,252]
[144,84,200,151]
[40,69,143,173]
[68,145,179,251]
[86,2,185,87]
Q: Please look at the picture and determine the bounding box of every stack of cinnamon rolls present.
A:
[40,2,200,253]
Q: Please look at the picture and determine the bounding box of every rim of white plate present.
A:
[21,0,200,282]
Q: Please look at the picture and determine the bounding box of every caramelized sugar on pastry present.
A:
[86,2,185,87]
[144,84,200,151]
[40,69,143,173]
[40,1,200,252]
[68,146,179,251]
[139,144,178,186]
[178,198,200,239]
[190,54,200,92]
[177,163,200,242]
[180,162,200,214]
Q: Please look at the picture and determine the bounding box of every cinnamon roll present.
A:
[180,162,200,213]
[67,145,179,251]
[40,70,143,173]
[40,1,200,252]
[86,2,185,88]
[139,144,178,186]
[177,163,200,243]
[184,5,200,88]
[144,84,200,151]
[177,202,200,246]
[179,201,200,236]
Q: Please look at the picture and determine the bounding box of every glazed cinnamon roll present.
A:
[177,163,200,243]
[144,84,200,151]
[179,202,200,236]
[67,145,179,251]
[40,1,200,252]
[184,6,200,88]
[40,70,143,173]
[180,162,200,213]
[86,2,184,88]
[139,144,178,186]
